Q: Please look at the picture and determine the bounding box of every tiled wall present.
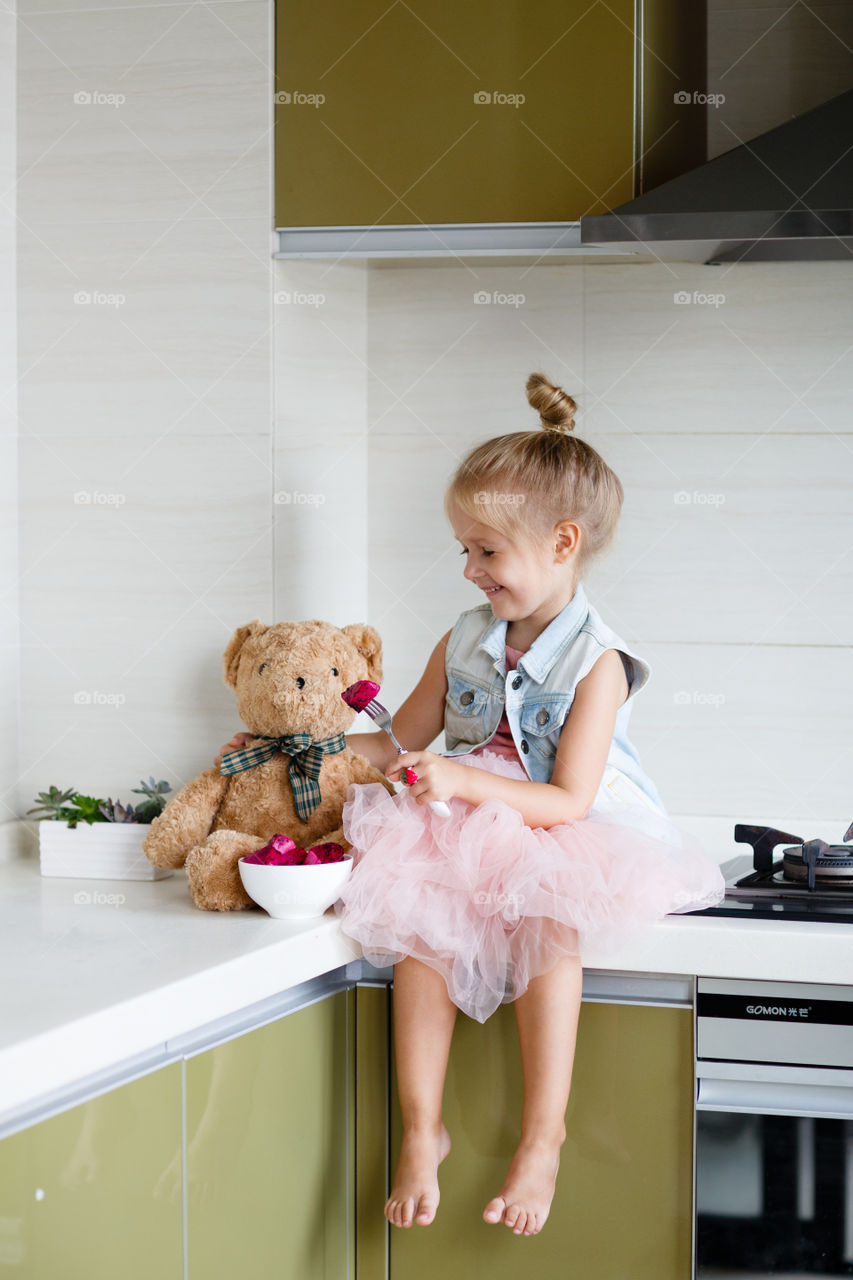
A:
[353,258,853,832]
[7,1,853,849]
[14,0,275,813]
[1,4,19,825]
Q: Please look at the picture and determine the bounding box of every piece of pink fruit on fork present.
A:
[340,679,380,713]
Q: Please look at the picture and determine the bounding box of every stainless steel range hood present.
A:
[581,90,853,264]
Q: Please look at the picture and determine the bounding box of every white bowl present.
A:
[238,854,353,920]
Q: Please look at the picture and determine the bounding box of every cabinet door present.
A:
[275,0,636,227]
[388,999,693,1279]
[0,1063,183,1279]
[185,989,354,1280]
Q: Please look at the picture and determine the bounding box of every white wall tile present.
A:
[19,0,261,12]
[583,261,853,435]
[584,430,853,646]
[17,217,272,437]
[367,260,584,439]
[12,0,275,805]
[634,641,853,821]
[1,8,19,824]
[17,2,270,226]
[273,257,369,623]
[14,432,273,812]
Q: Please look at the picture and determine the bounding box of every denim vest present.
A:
[443,582,667,814]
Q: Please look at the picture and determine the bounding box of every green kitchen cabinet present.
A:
[184,988,355,1280]
[0,1063,183,1280]
[275,0,707,228]
[385,997,694,1280]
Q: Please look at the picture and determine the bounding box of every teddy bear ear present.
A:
[342,623,383,684]
[223,620,268,689]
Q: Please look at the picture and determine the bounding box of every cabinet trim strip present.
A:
[275,222,630,259]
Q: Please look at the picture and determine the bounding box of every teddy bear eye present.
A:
[258,662,267,675]
[331,667,338,677]
[295,677,305,689]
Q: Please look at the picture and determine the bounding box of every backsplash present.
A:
[3,0,852,845]
[277,255,853,827]
[1,5,18,828]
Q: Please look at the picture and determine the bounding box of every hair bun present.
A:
[526,371,577,434]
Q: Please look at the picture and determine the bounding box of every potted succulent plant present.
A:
[28,777,173,881]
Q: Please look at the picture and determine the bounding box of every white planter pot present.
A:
[38,821,173,881]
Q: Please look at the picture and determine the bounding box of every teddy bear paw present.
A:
[184,832,261,912]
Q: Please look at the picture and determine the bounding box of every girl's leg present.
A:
[483,953,583,1236]
[386,954,458,1228]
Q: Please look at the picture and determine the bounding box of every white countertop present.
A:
[1,838,850,1128]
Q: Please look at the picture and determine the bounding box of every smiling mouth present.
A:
[482,585,503,596]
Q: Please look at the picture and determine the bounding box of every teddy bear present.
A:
[142,618,395,911]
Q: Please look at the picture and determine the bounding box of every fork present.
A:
[353,692,451,818]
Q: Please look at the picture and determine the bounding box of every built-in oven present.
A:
[695,978,853,1277]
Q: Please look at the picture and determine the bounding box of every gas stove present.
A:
[689,821,853,923]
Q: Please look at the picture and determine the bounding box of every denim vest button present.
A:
[520,739,529,753]
[511,674,523,690]
[536,707,549,727]
[460,690,474,706]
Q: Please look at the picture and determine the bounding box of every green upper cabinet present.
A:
[0,1064,183,1280]
[274,0,706,229]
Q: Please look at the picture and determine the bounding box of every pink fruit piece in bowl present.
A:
[341,680,380,713]
[242,834,307,866]
[304,842,346,865]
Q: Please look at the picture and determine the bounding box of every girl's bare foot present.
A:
[482,1135,562,1236]
[385,1122,452,1227]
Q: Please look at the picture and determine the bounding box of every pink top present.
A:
[469,644,526,764]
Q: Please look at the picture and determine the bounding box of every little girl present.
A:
[217,373,724,1239]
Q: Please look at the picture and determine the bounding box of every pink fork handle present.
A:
[396,748,451,817]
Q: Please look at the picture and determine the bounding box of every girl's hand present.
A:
[386,751,469,806]
[213,731,254,769]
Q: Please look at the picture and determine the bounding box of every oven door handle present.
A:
[697,1075,853,1119]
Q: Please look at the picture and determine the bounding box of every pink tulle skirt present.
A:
[333,750,725,1024]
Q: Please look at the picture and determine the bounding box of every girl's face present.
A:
[448,500,578,624]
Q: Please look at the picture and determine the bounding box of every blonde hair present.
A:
[444,372,624,575]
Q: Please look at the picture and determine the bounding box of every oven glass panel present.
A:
[696,1111,853,1276]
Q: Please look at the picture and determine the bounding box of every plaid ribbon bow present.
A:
[219,732,347,823]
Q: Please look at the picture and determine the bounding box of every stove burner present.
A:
[782,841,853,886]
[735,822,853,892]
